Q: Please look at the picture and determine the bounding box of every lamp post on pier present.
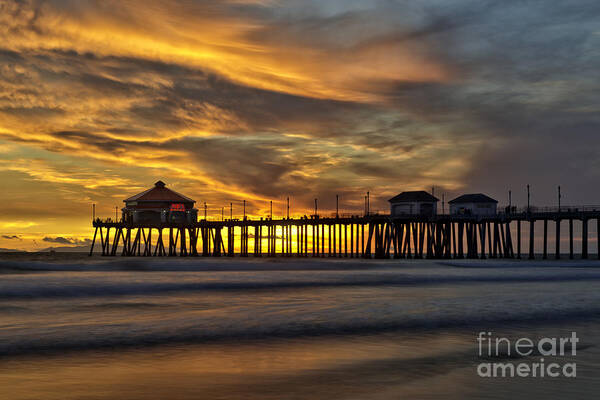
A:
[442,194,445,214]
[558,186,561,211]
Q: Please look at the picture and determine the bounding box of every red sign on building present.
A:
[170,203,185,211]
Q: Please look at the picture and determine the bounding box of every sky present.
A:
[1,0,599,250]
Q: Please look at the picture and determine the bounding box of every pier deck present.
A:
[89,210,600,259]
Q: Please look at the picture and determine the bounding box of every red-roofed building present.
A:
[122,181,197,224]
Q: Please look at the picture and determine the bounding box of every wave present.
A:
[3,272,600,299]
[3,258,600,274]
[2,307,600,358]
[0,259,386,273]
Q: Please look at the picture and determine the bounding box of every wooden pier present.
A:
[89,209,600,259]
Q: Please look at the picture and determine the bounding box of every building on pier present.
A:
[388,191,439,216]
[122,180,197,224]
[90,205,600,260]
[448,193,498,216]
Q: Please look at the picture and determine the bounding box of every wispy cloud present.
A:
[0,158,138,189]
[0,0,451,102]
[0,221,38,229]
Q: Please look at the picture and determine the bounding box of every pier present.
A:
[89,208,600,259]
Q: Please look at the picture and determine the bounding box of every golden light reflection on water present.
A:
[0,333,474,400]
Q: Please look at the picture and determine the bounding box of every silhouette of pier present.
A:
[89,208,600,259]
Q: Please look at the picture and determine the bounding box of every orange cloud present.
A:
[0,0,451,103]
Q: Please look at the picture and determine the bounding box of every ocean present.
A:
[1,256,599,399]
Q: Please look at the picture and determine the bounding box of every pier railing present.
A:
[90,207,600,260]
[93,204,600,226]
[497,205,600,214]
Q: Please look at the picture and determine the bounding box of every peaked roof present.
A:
[448,193,498,204]
[388,191,439,203]
[124,181,195,203]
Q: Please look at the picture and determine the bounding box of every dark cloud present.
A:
[2,235,21,240]
[42,236,91,245]
[42,236,73,244]
[42,236,92,245]
[0,106,65,118]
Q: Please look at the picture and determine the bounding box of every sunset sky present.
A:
[1,0,599,250]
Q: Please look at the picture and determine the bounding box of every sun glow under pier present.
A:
[90,210,600,259]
